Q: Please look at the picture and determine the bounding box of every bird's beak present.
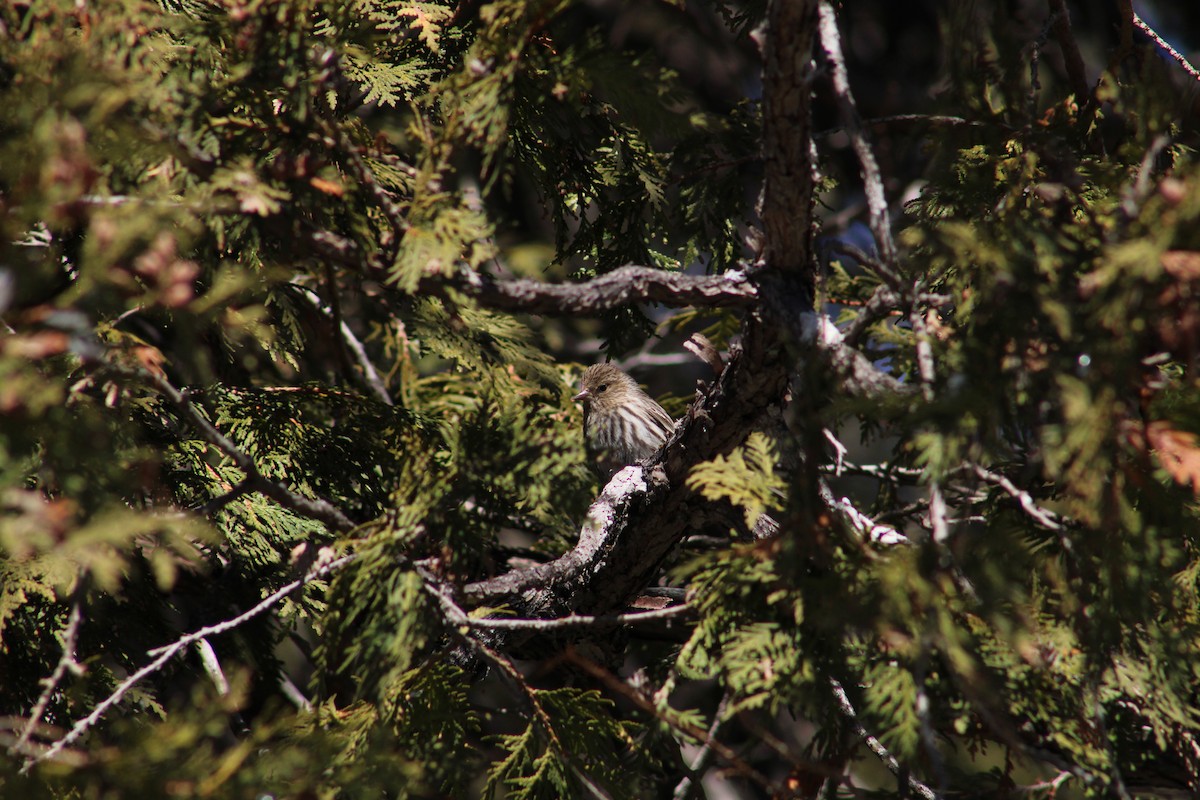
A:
[572,388,589,403]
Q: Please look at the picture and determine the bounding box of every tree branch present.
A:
[10,597,84,758]
[1132,11,1200,82]
[564,649,783,796]
[424,264,760,314]
[308,226,759,314]
[142,370,357,533]
[672,692,731,800]
[970,464,1066,531]
[830,678,942,800]
[290,283,394,406]
[759,0,819,284]
[817,0,897,268]
[466,604,692,632]
[1048,0,1092,102]
[23,554,354,772]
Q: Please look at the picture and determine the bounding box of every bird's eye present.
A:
[597,384,608,393]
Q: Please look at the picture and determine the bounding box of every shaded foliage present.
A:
[3,0,1200,798]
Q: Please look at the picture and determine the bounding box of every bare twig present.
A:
[564,649,782,795]
[830,678,942,800]
[24,554,354,772]
[840,283,904,347]
[801,312,909,400]
[817,0,897,268]
[832,460,925,482]
[423,580,622,798]
[817,480,908,546]
[1015,771,1072,794]
[815,114,985,139]
[291,284,394,405]
[672,693,731,800]
[194,638,230,697]
[1132,11,1200,81]
[971,464,1066,531]
[1121,134,1173,218]
[1028,8,1061,120]
[465,604,692,632]
[279,673,313,712]
[10,598,84,757]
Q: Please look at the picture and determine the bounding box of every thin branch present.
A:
[817,0,897,267]
[672,693,731,800]
[423,580,619,797]
[142,369,356,533]
[971,464,1066,531]
[830,678,942,800]
[817,480,908,546]
[24,554,354,772]
[291,284,394,405]
[279,673,312,712]
[194,476,253,517]
[564,649,782,795]
[840,283,904,347]
[815,114,987,140]
[1121,134,1173,219]
[1048,0,1091,102]
[832,460,925,482]
[194,638,230,697]
[10,598,84,757]
[801,312,909,399]
[1015,771,1072,794]
[466,604,692,632]
[1133,11,1200,81]
[1027,8,1061,121]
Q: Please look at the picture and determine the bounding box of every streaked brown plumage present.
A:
[573,363,675,476]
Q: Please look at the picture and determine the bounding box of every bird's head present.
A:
[572,363,636,412]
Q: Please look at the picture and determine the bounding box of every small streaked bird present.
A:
[573,363,675,477]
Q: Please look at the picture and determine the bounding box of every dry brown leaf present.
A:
[1162,251,1200,281]
[2,331,70,359]
[1147,421,1200,495]
[309,176,345,196]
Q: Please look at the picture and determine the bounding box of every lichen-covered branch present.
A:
[426,264,760,314]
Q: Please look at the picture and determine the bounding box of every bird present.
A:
[572,363,675,477]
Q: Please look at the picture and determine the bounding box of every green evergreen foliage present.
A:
[3,0,1200,797]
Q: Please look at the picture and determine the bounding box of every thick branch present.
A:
[759,0,819,282]
[308,227,759,314]
[464,305,801,614]
[423,265,759,314]
[465,1,830,622]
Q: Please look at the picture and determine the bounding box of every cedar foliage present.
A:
[2,0,1200,797]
